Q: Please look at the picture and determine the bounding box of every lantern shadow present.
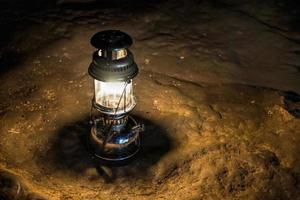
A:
[47,115,173,182]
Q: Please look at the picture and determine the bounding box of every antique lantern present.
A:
[88,30,143,162]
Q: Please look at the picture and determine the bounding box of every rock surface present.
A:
[0,0,299,199]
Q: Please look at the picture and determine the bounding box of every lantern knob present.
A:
[90,30,133,51]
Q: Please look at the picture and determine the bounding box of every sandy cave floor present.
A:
[0,0,300,199]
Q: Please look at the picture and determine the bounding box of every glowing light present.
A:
[94,80,135,113]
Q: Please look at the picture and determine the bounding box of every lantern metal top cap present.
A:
[91,30,133,50]
[89,30,138,82]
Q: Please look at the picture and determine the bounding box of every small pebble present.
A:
[145,58,150,64]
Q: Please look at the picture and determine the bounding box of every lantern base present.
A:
[88,115,142,162]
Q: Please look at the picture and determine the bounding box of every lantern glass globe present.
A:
[94,79,136,114]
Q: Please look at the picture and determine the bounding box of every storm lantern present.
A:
[88,30,144,162]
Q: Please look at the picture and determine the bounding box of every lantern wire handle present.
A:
[102,81,129,150]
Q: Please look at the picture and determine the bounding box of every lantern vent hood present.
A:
[88,30,138,82]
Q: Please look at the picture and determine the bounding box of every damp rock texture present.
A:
[0,0,300,199]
